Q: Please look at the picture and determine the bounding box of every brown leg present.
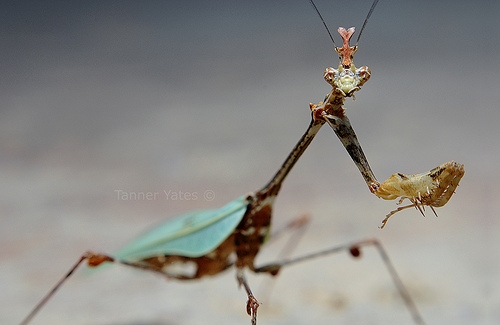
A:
[266,214,310,261]
[254,239,426,325]
[236,269,259,325]
[19,251,197,325]
[256,214,311,301]
[19,252,113,325]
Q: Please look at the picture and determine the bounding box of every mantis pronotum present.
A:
[18,1,464,325]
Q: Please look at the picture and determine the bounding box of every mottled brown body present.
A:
[235,200,273,270]
[140,235,237,279]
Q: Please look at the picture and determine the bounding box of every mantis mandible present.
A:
[19,0,464,324]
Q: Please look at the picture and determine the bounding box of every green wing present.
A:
[115,196,249,261]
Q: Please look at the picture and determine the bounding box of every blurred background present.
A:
[1,0,498,324]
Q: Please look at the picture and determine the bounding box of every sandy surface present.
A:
[1,1,498,324]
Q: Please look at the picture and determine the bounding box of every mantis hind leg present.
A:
[19,252,114,325]
[253,238,426,325]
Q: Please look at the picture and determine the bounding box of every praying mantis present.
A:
[19,0,465,325]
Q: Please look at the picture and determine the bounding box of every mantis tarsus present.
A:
[19,0,464,324]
